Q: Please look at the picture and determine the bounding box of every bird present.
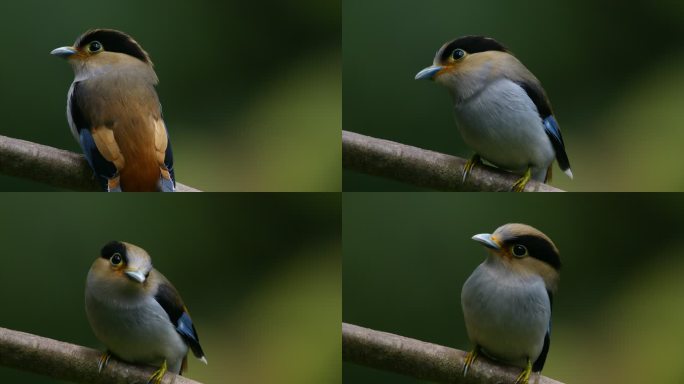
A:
[85,241,206,384]
[51,29,175,192]
[415,36,572,191]
[461,223,560,384]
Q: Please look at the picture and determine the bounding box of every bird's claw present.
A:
[511,168,532,192]
[462,347,479,377]
[148,360,168,384]
[463,154,482,183]
[97,351,111,373]
[514,358,532,384]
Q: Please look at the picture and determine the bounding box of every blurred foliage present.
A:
[0,0,340,191]
[0,193,341,384]
[343,193,684,383]
[342,0,684,191]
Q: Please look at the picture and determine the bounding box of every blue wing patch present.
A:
[155,282,205,359]
[176,312,205,359]
[542,116,572,175]
[516,80,572,177]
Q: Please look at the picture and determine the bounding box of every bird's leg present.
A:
[107,176,122,192]
[511,167,532,192]
[97,351,111,373]
[462,154,482,183]
[159,167,175,192]
[462,345,480,377]
[148,360,168,384]
[514,358,532,384]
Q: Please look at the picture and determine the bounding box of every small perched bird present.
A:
[51,29,175,192]
[415,36,572,191]
[461,223,560,384]
[85,241,206,384]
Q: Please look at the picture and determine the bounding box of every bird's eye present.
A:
[511,244,528,258]
[451,48,466,61]
[88,41,102,53]
[110,253,122,266]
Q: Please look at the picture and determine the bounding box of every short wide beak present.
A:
[415,65,442,80]
[125,270,146,284]
[50,46,76,58]
[471,233,501,250]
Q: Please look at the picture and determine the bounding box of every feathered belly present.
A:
[454,80,555,178]
[85,294,188,372]
[461,268,550,367]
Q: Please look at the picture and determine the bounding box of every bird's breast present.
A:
[85,292,188,373]
[453,78,555,179]
[461,263,550,367]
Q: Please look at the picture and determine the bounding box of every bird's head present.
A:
[51,29,153,77]
[88,240,155,297]
[472,223,561,291]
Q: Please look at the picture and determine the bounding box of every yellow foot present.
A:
[97,351,111,373]
[462,154,482,183]
[148,360,168,384]
[462,347,479,377]
[514,359,532,384]
[511,167,532,192]
[107,175,121,192]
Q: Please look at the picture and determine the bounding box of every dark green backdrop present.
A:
[343,0,684,191]
[344,193,684,383]
[0,193,340,383]
[0,0,340,191]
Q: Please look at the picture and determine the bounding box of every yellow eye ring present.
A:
[451,48,466,61]
[511,244,528,258]
[87,41,103,53]
[110,253,122,266]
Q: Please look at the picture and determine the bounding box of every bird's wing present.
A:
[153,117,175,191]
[70,82,120,190]
[154,281,206,361]
[542,116,572,176]
[515,80,572,176]
[532,330,551,372]
[532,289,553,372]
[91,126,125,170]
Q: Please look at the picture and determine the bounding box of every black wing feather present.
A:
[70,82,117,190]
[533,331,551,372]
[155,282,205,359]
[533,289,553,373]
[517,81,572,172]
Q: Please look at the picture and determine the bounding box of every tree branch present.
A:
[0,134,200,192]
[0,326,202,384]
[343,323,563,384]
[342,131,564,192]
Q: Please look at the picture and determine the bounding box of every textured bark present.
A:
[0,327,202,384]
[343,323,564,384]
[0,134,200,192]
[342,131,564,192]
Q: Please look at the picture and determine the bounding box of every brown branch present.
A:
[343,323,564,384]
[0,134,200,192]
[342,131,564,192]
[0,326,202,384]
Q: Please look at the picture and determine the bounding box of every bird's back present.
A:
[76,62,167,191]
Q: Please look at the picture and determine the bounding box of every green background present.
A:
[343,0,684,191]
[343,193,684,383]
[0,193,340,383]
[0,0,340,192]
